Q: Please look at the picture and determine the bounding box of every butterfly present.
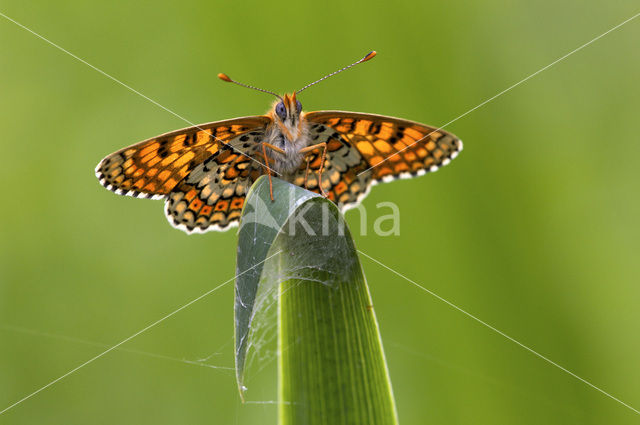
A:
[95,51,463,234]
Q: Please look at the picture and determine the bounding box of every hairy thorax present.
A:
[263,118,310,176]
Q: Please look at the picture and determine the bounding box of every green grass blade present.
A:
[235,176,398,424]
[235,176,319,396]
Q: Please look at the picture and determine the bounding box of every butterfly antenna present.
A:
[218,73,282,100]
[296,51,377,94]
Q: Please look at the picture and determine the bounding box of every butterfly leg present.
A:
[262,143,286,156]
[299,142,328,197]
[304,157,312,189]
[317,143,328,197]
[261,142,287,201]
[261,143,275,201]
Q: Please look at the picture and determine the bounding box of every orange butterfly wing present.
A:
[285,122,373,210]
[304,111,462,183]
[96,111,461,233]
[95,116,270,200]
[165,144,267,233]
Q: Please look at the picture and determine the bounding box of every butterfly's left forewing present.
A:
[304,111,462,209]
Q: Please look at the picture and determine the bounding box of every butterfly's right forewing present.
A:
[95,116,270,200]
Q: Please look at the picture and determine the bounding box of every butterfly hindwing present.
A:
[164,130,266,233]
[95,116,270,199]
[290,122,373,211]
[97,109,462,234]
[305,111,462,183]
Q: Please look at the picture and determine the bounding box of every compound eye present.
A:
[275,102,287,120]
[296,100,302,114]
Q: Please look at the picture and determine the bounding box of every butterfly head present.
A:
[217,50,376,141]
[271,92,304,136]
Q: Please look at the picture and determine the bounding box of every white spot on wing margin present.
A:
[163,198,238,234]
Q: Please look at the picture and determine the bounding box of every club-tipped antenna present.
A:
[217,73,282,100]
[296,51,377,94]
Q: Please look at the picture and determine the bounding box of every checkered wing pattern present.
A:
[289,122,372,211]
[95,116,270,233]
[305,111,462,186]
[165,132,267,233]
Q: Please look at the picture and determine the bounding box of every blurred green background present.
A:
[1,0,639,423]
